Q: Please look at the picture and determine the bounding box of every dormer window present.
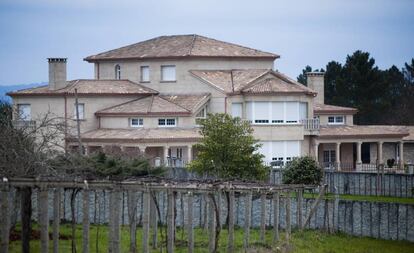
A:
[161,65,176,82]
[328,116,344,125]
[115,64,121,80]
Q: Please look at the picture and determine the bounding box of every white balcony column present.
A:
[163,146,170,166]
[356,141,362,164]
[313,142,319,162]
[377,141,384,165]
[187,145,193,163]
[138,145,147,155]
[399,141,404,169]
[335,142,341,171]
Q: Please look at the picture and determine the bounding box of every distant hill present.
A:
[0,82,47,103]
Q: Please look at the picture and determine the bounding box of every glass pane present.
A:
[271,102,284,123]
[158,119,165,125]
[161,66,176,81]
[141,66,150,82]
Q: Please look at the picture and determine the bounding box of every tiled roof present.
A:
[7,79,158,96]
[84,35,278,61]
[190,69,316,95]
[96,93,210,116]
[318,125,409,139]
[73,128,201,143]
[314,103,358,115]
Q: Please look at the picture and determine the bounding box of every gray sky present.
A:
[0,0,413,85]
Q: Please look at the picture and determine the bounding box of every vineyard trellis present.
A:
[0,177,323,253]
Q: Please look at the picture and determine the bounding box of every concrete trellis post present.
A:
[83,187,90,253]
[208,194,216,253]
[53,188,61,253]
[0,184,10,253]
[243,191,252,251]
[39,187,49,253]
[187,192,194,253]
[109,190,121,253]
[273,192,280,243]
[127,190,138,253]
[142,190,150,253]
[150,191,158,249]
[260,193,266,243]
[167,190,175,253]
[227,191,235,253]
[285,191,291,241]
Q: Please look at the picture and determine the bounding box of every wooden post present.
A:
[150,191,158,249]
[167,190,175,253]
[109,190,121,253]
[285,191,291,241]
[127,191,138,253]
[227,191,235,253]
[303,185,327,228]
[142,190,150,253]
[208,194,216,253]
[53,188,61,253]
[297,189,303,229]
[243,191,252,251]
[82,189,90,253]
[260,193,266,243]
[187,192,194,253]
[0,186,10,253]
[39,187,49,253]
[272,192,280,243]
[203,193,208,231]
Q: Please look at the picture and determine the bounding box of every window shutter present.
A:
[285,141,300,158]
[271,102,284,123]
[141,66,150,82]
[299,102,308,120]
[246,102,253,122]
[161,66,176,81]
[285,102,299,123]
[254,102,269,123]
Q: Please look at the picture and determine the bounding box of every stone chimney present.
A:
[48,58,67,90]
[306,72,325,104]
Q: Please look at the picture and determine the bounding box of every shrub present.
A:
[282,156,323,185]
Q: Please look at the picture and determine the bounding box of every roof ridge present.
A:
[239,69,272,91]
[148,95,155,113]
[188,34,197,56]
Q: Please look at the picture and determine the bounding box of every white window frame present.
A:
[246,101,301,125]
[115,64,121,80]
[17,104,31,121]
[195,106,207,119]
[161,65,176,82]
[130,118,143,127]
[73,103,85,120]
[140,66,150,82]
[328,115,345,125]
[158,118,177,127]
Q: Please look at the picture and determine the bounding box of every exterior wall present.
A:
[12,95,141,135]
[302,136,311,156]
[100,115,196,128]
[252,125,304,141]
[318,114,354,126]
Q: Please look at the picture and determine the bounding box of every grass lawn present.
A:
[8,224,414,253]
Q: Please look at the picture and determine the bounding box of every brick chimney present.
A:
[306,72,325,104]
[48,58,67,90]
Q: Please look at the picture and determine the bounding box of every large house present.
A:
[8,35,414,171]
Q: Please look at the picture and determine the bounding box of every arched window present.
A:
[115,64,121,79]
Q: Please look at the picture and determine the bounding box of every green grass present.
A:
[8,224,414,253]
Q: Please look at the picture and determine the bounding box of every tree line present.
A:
[297,51,414,125]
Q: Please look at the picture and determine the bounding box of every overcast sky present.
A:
[0,0,413,85]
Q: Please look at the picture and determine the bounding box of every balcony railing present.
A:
[300,118,320,131]
[12,120,36,130]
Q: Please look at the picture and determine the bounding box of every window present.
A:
[254,102,269,124]
[130,118,143,127]
[196,106,207,119]
[158,118,176,127]
[299,102,308,120]
[17,104,31,120]
[140,66,150,82]
[323,150,336,163]
[271,102,284,123]
[161,65,176,81]
[285,102,299,123]
[258,140,301,165]
[115,64,121,80]
[231,103,242,118]
[74,103,85,120]
[328,115,345,125]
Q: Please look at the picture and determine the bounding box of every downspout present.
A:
[97,62,100,80]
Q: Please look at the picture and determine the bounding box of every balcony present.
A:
[300,118,320,135]
[12,120,36,130]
